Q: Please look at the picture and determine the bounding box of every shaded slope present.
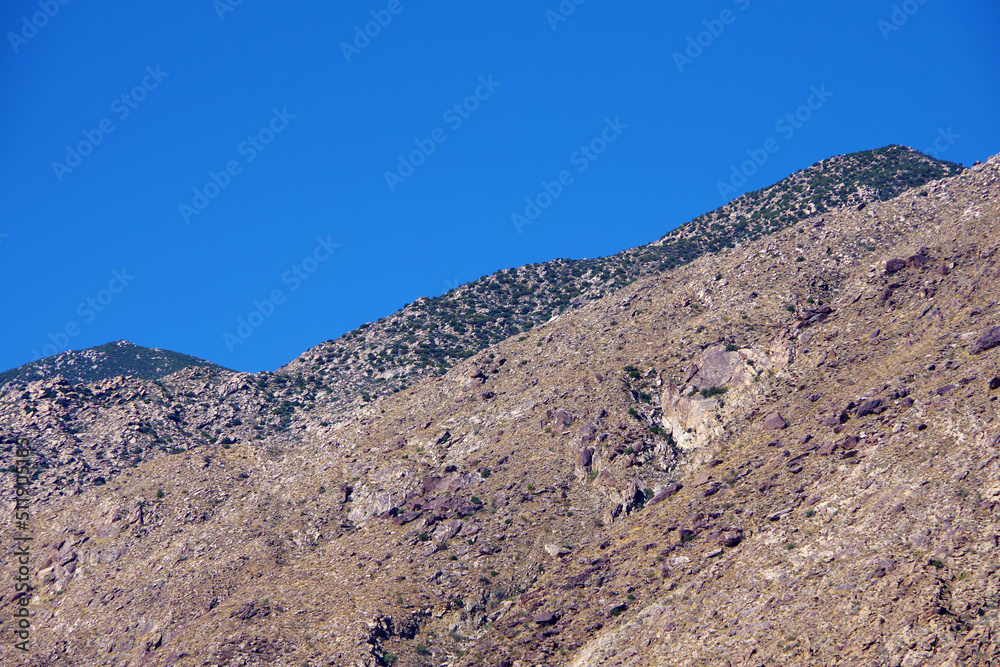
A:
[0,340,228,387]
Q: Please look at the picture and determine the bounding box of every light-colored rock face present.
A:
[660,382,723,454]
[0,153,997,667]
[686,344,748,389]
[659,343,768,458]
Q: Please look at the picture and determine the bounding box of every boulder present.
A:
[544,544,571,558]
[649,482,682,505]
[885,258,907,273]
[553,410,573,430]
[719,528,743,547]
[533,611,558,624]
[970,326,1000,355]
[432,519,462,543]
[762,413,788,430]
[855,399,885,418]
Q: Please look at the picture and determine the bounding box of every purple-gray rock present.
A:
[970,326,1000,355]
[553,409,573,430]
[649,482,683,505]
[533,611,558,624]
[719,528,743,547]
[762,413,788,430]
[885,258,907,273]
[855,399,885,418]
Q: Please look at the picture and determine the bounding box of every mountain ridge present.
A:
[1,152,996,666]
[277,145,963,410]
[1,146,961,399]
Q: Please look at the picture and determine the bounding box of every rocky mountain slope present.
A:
[0,341,227,388]
[1,148,958,506]
[280,146,961,411]
[1,151,996,667]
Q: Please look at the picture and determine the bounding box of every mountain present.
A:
[1,150,996,667]
[0,146,959,403]
[0,340,229,388]
[277,145,963,413]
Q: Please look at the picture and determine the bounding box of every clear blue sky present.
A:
[1,0,998,373]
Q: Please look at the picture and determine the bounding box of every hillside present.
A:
[1,151,996,667]
[0,341,228,388]
[279,145,962,413]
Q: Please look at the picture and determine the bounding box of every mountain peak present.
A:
[0,341,229,388]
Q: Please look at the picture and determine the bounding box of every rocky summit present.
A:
[2,149,999,667]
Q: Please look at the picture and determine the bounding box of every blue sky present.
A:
[1,0,998,373]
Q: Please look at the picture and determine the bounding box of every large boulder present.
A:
[855,399,885,418]
[885,258,907,273]
[970,326,1000,355]
[762,413,788,430]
